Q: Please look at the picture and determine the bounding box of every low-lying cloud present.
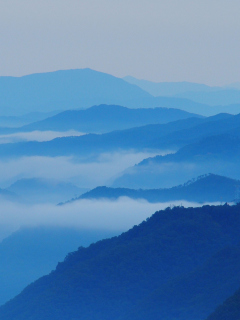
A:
[0,198,220,242]
[0,130,86,143]
[0,151,163,188]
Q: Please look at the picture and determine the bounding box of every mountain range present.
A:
[113,131,240,188]
[123,76,221,96]
[1,69,239,117]
[0,69,211,116]
[0,112,237,160]
[1,204,240,320]
[69,174,239,204]
[0,104,201,135]
[124,76,240,106]
[6,178,87,204]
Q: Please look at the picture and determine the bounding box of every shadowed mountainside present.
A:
[1,205,240,319]
[0,226,118,306]
[206,287,240,320]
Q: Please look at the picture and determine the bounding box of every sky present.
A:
[0,0,240,86]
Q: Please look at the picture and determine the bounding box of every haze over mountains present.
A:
[0,68,240,319]
[0,111,238,160]
[0,104,201,135]
[124,75,240,107]
[123,76,221,96]
[1,69,240,117]
[70,174,238,204]
[6,178,86,204]
[0,69,207,115]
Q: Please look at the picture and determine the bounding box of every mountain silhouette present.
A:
[1,205,240,319]
[70,174,239,204]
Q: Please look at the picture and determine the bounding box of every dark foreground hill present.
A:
[0,227,117,306]
[206,287,240,320]
[1,204,240,320]
[71,174,239,204]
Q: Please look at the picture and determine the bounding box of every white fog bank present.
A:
[0,198,220,241]
[0,151,165,188]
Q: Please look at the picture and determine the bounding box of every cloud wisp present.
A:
[0,131,86,144]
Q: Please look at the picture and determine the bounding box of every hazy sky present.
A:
[1,0,240,85]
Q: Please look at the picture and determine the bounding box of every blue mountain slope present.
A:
[0,112,235,160]
[0,69,150,115]
[6,178,86,204]
[123,76,219,96]
[123,76,240,114]
[0,227,118,306]
[0,104,202,134]
[1,205,240,320]
[70,174,238,204]
[0,69,220,116]
[113,132,240,188]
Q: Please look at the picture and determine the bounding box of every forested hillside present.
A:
[1,204,240,320]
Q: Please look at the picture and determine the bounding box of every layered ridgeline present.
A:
[123,76,220,97]
[0,69,211,116]
[6,178,87,204]
[0,112,238,159]
[0,227,117,306]
[1,205,240,320]
[124,76,240,108]
[113,130,240,188]
[67,174,239,204]
[0,104,202,135]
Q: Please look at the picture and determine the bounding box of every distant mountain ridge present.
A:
[0,112,236,159]
[0,68,238,117]
[0,104,202,134]
[0,69,212,116]
[123,76,220,96]
[113,131,240,188]
[0,69,149,115]
[123,76,240,107]
[6,178,86,204]
[68,174,238,204]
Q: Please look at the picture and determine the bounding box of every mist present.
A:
[0,151,162,188]
[0,130,86,144]
[0,198,220,242]
[113,159,240,189]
